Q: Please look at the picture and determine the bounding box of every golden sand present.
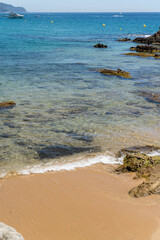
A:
[0,164,160,240]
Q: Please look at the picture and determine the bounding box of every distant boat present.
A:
[113,14,123,18]
[7,12,24,19]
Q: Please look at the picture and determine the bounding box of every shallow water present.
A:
[0,12,160,176]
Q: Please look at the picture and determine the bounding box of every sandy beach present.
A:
[0,164,160,240]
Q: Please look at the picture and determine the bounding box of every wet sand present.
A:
[0,164,160,240]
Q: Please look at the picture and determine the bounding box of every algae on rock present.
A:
[99,68,132,78]
[0,101,16,109]
[116,149,160,198]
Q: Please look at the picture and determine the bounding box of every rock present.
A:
[99,68,132,78]
[0,101,16,109]
[93,43,107,48]
[129,178,160,198]
[125,44,160,59]
[130,44,160,52]
[116,149,160,198]
[0,222,24,240]
[117,38,131,41]
[137,91,160,104]
[133,30,160,45]
[154,53,160,58]
[116,153,155,173]
[118,145,160,157]
[124,52,160,59]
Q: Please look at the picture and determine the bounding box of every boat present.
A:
[7,12,24,19]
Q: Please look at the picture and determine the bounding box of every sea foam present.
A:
[1,149,159,178]
[127,34,151,38]
[19,153,124,176]
[0,152,122,178]
[147,150,160,157]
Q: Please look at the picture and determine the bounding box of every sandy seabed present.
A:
[0,164,160,240]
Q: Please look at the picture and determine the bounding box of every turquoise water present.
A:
[0,13,160,176]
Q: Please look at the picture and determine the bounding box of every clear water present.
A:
[0,12,160,176]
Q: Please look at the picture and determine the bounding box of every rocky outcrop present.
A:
[130,45,160,52]
[129,175,160,197]
[117,38,131,41]
[99,68,132,78]
[93,43,107,48]
[124,44,160,59]
[116,147,160,198]
[0,222,24,240]
[133,31,160,45]
[124,52,160,59]
[0,101,16,109]
[137,91,160,104]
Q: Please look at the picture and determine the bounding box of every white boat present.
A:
[7,12,24,19]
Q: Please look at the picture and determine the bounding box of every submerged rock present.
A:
[124,52,160,59]
[117,38,131,41]
[137,91,160,104]
[154,53,160,58]
[130,44,160,52]
[99,68,132,78]
[116,148,160,198]
[125,44,160,59]
[0,222,24,240]
[36,145,100,159]
[0,101,16,109]
[118,145,160,156]
[93,43,107,48]
[133,30,160,45]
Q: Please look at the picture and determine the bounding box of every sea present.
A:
[0,12,160,177]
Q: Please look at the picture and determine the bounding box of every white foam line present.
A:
[0,172,7,179]
[144,35,151,38]
[147,151,160,157]
[1,150,159,178]
[127,34,151,38]
[13,153,124,177]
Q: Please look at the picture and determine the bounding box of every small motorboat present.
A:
[7,12,24,19]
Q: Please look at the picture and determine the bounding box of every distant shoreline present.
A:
[18,11,160,13]
[0,2,26,13]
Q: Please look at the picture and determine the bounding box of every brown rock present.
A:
[93,43,107,48]
[154,53,160,58]
[117,38,131,42]
[124,52,160,59]
[116,153,154,173]
[130,44,160,52]
[0,101,16,109]
[133,30,160,45]
[116,149,160,198]
[99,68,132,78]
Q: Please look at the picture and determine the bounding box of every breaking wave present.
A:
[0,152,124,178]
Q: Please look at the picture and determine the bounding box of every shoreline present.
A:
[1,146,160,179]
[0,151,123,179]
[0,164,160,240]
